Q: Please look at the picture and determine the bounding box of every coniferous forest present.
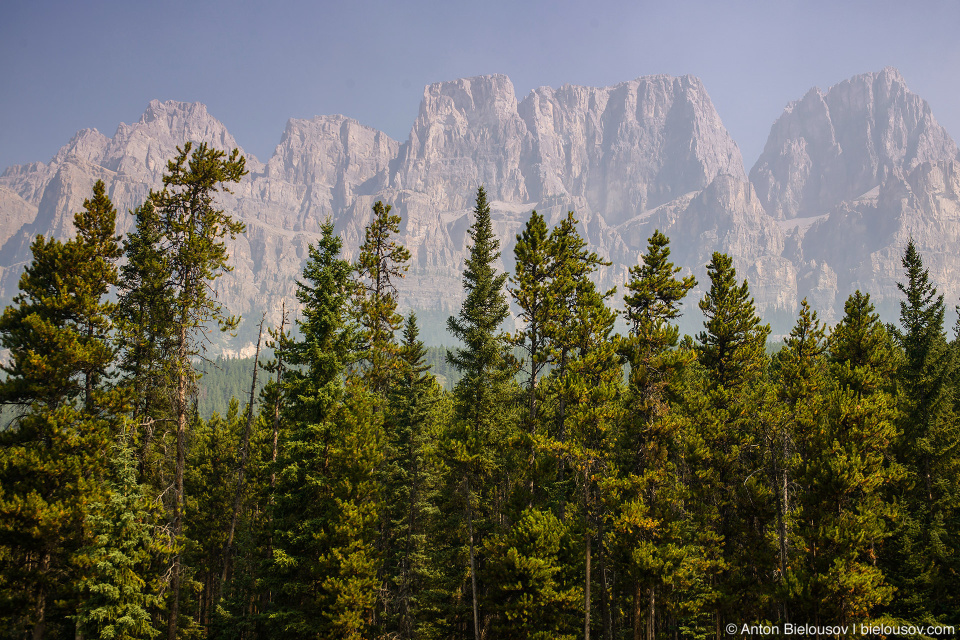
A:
[1,144,959,640]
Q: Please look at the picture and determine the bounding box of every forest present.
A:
[0,142,958,640]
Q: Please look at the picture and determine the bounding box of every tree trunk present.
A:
[599,520,611,640]
[633,581,643,640]
[584,472,592,640]
[467,476,480,640]
[647,587,655,640]
[32,552,49,640]
[585,531,592,640]
[219,316,264,603]
[168,325,188,640]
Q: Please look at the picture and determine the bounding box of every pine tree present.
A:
[691,252,773,629]
[614,230,698,640]
[354,200,410,395]
[789,291,901,624]
[116,198,176,479]
[446,186,514,640]
[769,298,828,621]
[0,181,122,638]
[697,252,769,392]
[75,437,162,640]
[510,210,552,423]
[561,274,621,640]
[483,508,581,640]
[888,241,960,622]
[183,401,242,630]
[381,314,440,639]
[0,179,121,410]
[529,211,618,639]
[268,221,380,638]
[147,142,247,640]
[508,211,554,510]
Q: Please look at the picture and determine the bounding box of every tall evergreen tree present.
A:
[0,181,122,638]
[116,198,176,479]
[269,221,380,638]
[381,314,440,639]
[790,291,900,625]
[354,200,410,395]
[509,210,555,510]
[691,252,773,629]
[614,230,698,640]
[510,210,552,423]
[446,186,514,640]
[526,211,618,639]
[888,241,960,623]
[769,298,828,622]
[147,142,247,640]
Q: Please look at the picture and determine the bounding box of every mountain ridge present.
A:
[1,69,957,347]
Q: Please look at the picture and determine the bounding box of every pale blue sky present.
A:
[2,0,958,172]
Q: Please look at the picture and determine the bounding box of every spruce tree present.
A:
[446,186,514,640]
[75,438,162,640]
[354,200,410,395]
[0,179,121,409]
[269,221,380,639]
[483,508,580,640]
[697,252,769,392]
[691,252,773,629]
[382,314,439,639]
[116,198,176,478]
[889,241,960,623]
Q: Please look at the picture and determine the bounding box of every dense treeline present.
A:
[0,144,958,640]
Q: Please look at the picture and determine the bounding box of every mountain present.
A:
[749,67,960,324]
[1,69,958,347]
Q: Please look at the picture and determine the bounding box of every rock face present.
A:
[1,69,959,347]
[748,68,960,326]
[750,67,959,220]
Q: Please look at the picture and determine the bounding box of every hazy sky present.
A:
[2,0,958,173]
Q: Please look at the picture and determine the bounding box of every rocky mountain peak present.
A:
[751,67,959,219]
[517,74,746,226]
[393,74,530,207]
[4,70,960,346]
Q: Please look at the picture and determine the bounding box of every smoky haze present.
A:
[1,0,958,174]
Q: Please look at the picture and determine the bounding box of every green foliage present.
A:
[510,210,552,421]
[789,290,901,623]
[887,241,960,623]
[354,200,410,395]
[445,186,517,639]
[2,166,960,639]
[484,508,581,639]
[0,180,122,637]
[146,141,248,639]
[697,252,770,391]
[380,315,441,638]
[610,230,703,637]
[688,252,775,626]
[0,179,121,409]
[269,221,380,638]
[76,438,162,640]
